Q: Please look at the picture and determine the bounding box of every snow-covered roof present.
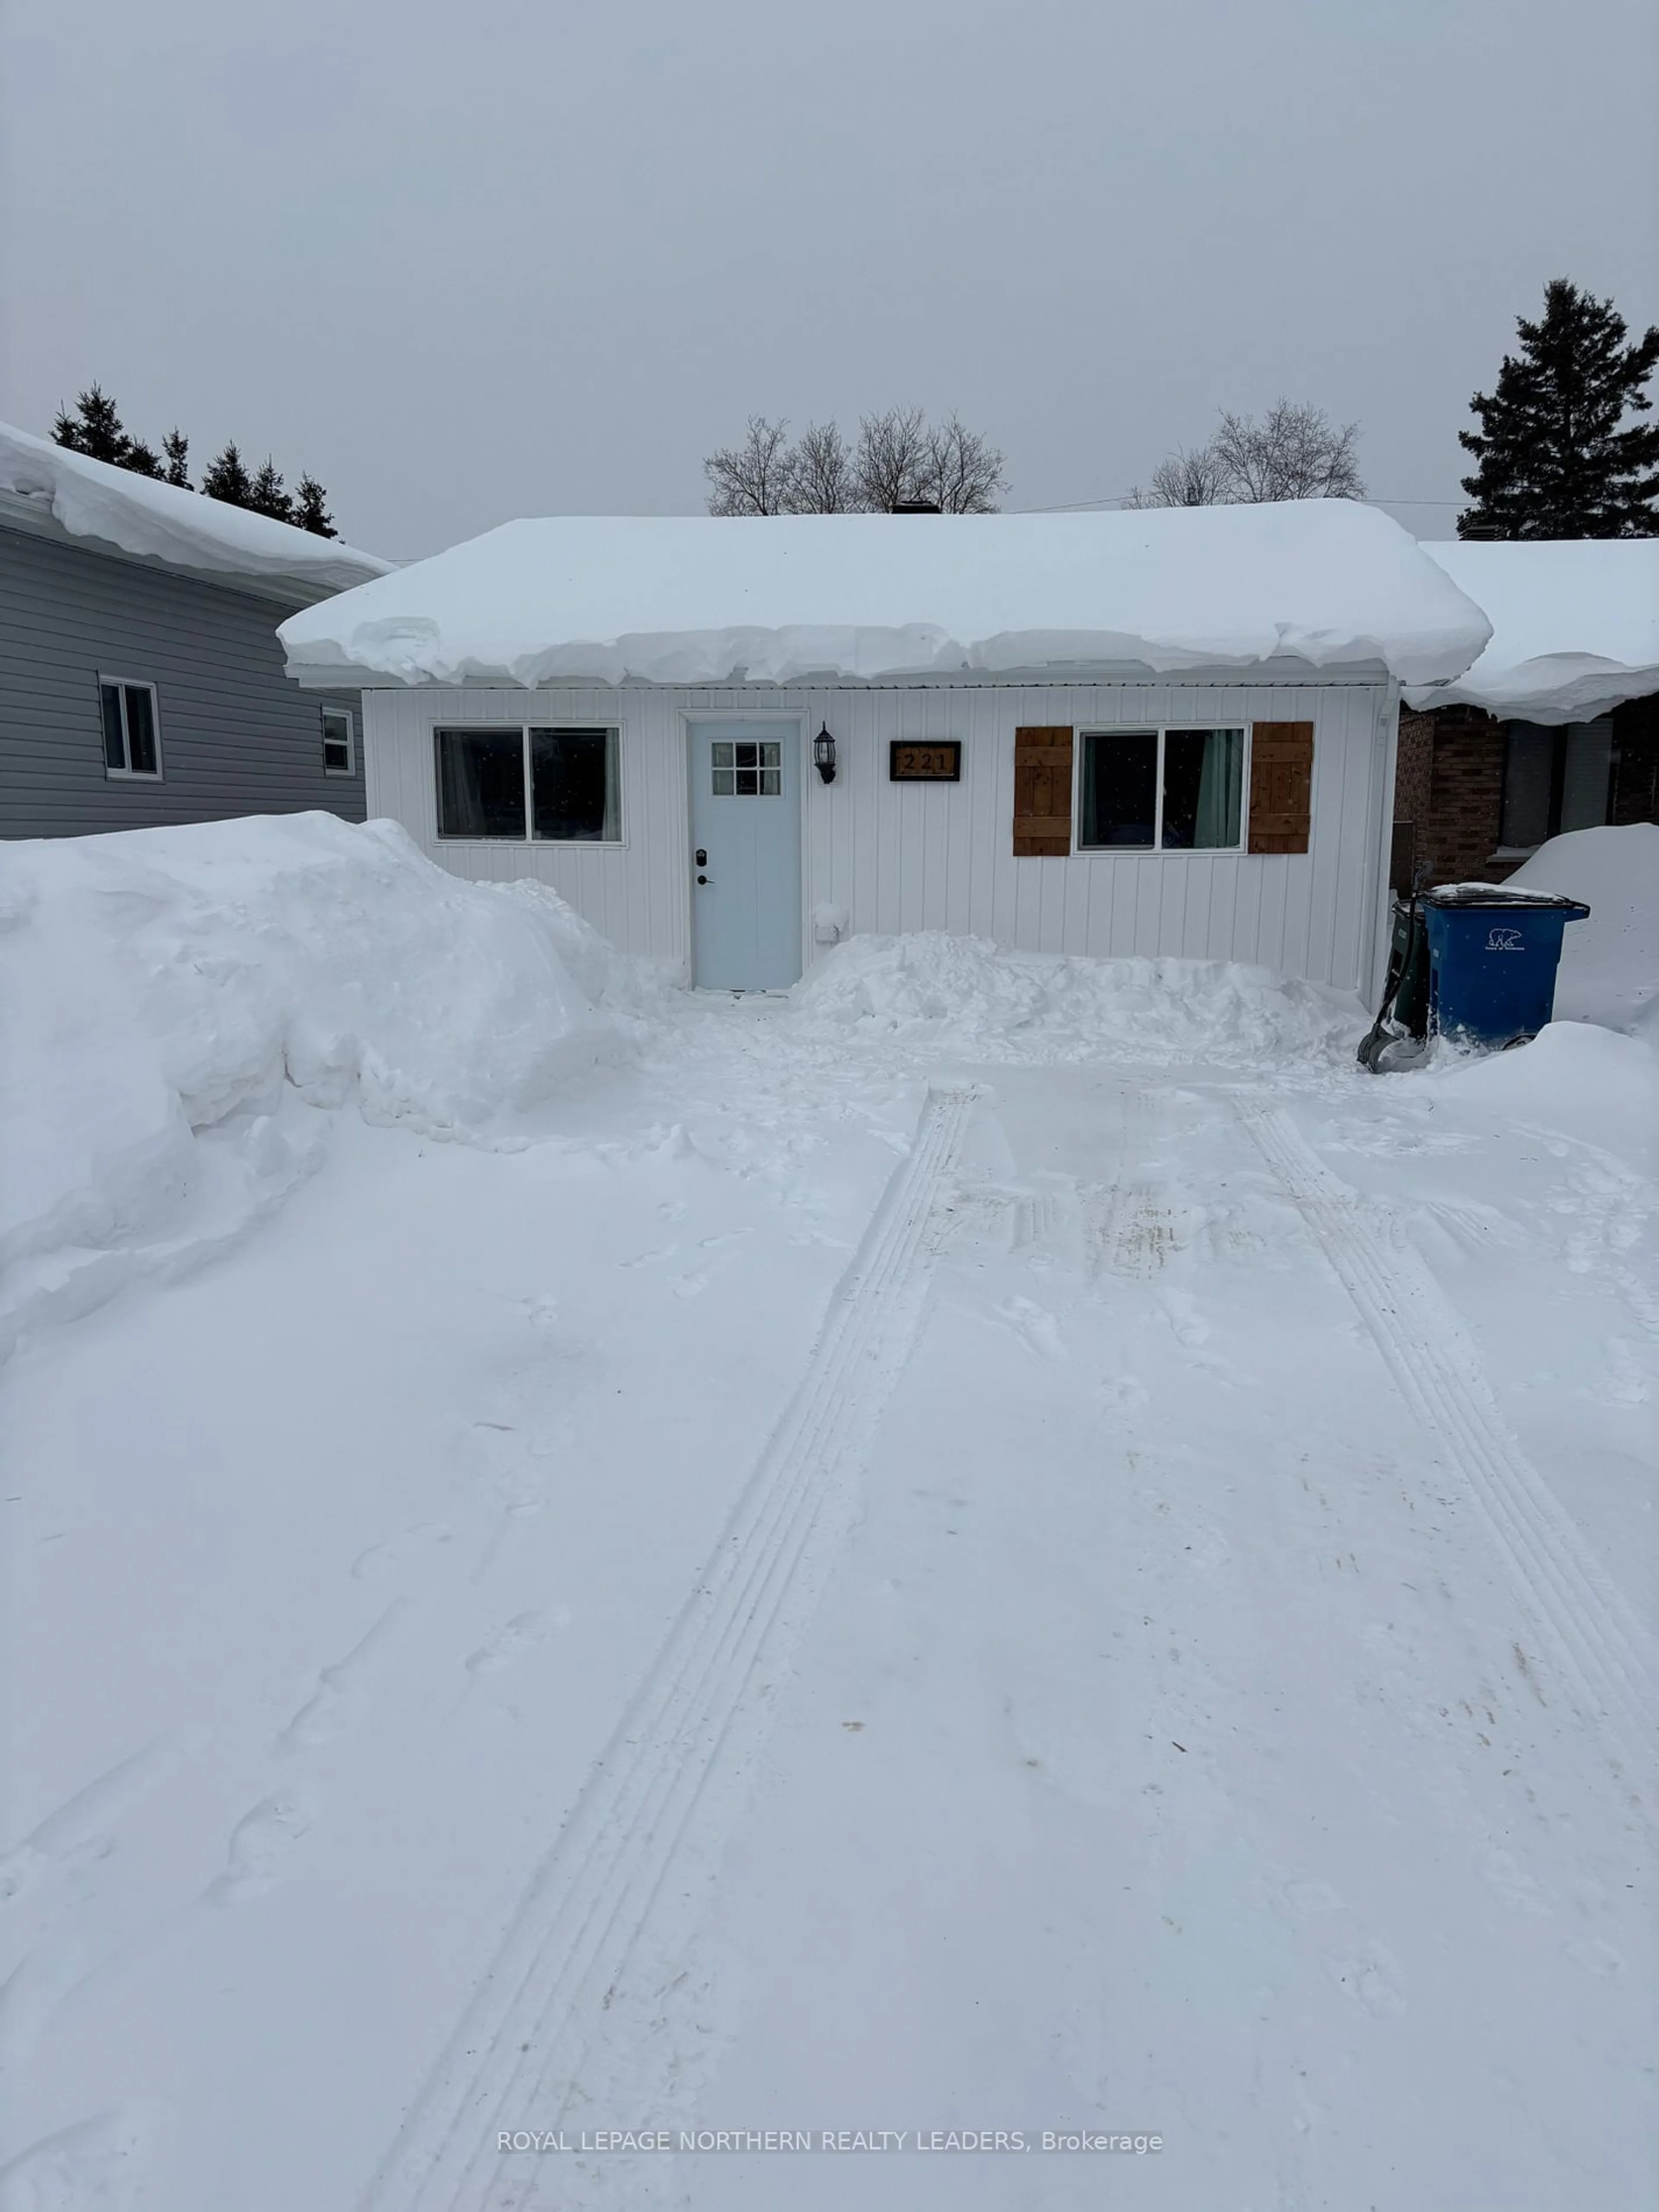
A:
[277,501,1488,690]
[1405,540,1659,725]
[0,420,390,604]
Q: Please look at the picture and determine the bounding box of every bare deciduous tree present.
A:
[1124,442,1233,509]
[703,407,1007,515]
[1128,400,1365,508]
[922,411,1008,512]
[851,406,934,510]
[1212,400,1364,501]
[703,415,798,515]
[785,420,856,512]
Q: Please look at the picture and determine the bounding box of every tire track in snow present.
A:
[357,1084,977,2212]
[1246,1107,1657,1781]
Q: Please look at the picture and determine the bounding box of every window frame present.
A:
[98,675,165,781]
[321,706,356,777]
[431,721,626,846]
[1074,723,1251,855]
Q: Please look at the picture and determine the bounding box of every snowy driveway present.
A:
[3,996,1654,2212]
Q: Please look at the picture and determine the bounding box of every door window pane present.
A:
[1500,724,1554,849]
[435,728,526,838]
[530,728,619,841]
[1162,728,1243,849]
[1079,731,1157,847]
[712,736,782,797]
[1560,719,1613,833]
[124,686,158,774]
[100,683,127,769]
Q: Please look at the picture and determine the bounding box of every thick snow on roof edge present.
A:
[277,504,1489,690]
[1405,541,1659,725]
[0,420,389,601]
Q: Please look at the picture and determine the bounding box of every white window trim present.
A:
[99,675,164,782]
[1074,724,1251,855]
[431,721,626,847]
[321,706,356,777]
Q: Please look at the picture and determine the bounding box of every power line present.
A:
[1014,492,1466,514]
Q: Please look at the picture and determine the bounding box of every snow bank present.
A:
[1507,823,1659,1038]
[0,419,388,601]
[278,503,1488,690]
[1419,1020,1657,1173]
[791,931,1358,1065]
[0,814,635,1352]
[1406,540,1659,724]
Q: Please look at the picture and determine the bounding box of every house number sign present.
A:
[889,741,962,782]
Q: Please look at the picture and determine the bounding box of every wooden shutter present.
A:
[1013,727,1073,856]
[1248,721,1314,853]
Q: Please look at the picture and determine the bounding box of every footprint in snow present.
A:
[1565,1937,1623,1978]
[276,1602,407,1753]
[206,1789,318,1907]
[1284,1875,1345,1914]
[993,1296,1066,1363]
[0,2102,164,2206]
[1479,1847,1551,1917]
[350,1522,454,1585]
[465,1607,571,1677]
[0,1733,198,1908]
[1322,1938,1407,2020]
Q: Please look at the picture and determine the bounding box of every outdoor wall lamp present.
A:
[814,725,838,783]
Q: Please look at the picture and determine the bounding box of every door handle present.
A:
[696,873,712,885]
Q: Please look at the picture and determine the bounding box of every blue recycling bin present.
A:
[1421,887,1590,1048]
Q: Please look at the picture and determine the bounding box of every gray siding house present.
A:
[1,420,389,840]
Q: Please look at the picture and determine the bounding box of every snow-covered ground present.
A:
[2,819,1653,2212]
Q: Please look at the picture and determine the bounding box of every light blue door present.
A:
[688,720,803,990]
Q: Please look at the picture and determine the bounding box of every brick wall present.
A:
[1390,707,1437,889]
[1415,708,1504,880]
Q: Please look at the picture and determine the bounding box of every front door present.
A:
[687,720,803,990]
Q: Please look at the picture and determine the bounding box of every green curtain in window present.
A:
[1193,728,1243,849]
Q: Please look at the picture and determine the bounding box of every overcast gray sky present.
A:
[3,0,1656,559]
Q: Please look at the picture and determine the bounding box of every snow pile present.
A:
[278,502,1489,690]
[1407,540,1659,724]
[0,814,633,1351]
[0,419,389,601]
[792,931,1359,1065]
[1507,823,1659,1038]
[1419,1019,1657,1172]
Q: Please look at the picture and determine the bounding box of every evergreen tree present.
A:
[162,430,191,488]
[247,457,294,522]
[51,383,159,475]
[199,442,255,509]
[292,474,337,539]
[1459,279,1659,538]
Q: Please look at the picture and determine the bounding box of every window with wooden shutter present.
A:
[1247,721,1314,853]
[1012,727,1073,855]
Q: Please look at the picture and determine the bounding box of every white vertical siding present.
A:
[362,677,1391,992]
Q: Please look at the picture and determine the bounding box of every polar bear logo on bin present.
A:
[1485,925,1525,953]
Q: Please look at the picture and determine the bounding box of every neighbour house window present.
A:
[434,725,621,841]
[1077,728,1244,850]
[322,708,355,775]
[1500,719,1614,851]
[99,678,162,778]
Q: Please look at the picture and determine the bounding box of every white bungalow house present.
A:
[277,502,1487,999]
